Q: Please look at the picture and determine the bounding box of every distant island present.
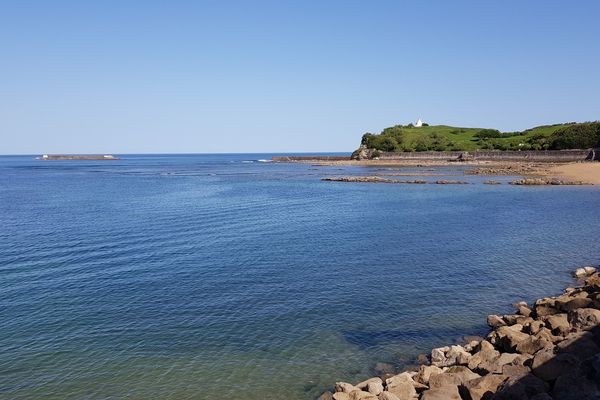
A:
[36,154,120,160]
[356,120,600,158]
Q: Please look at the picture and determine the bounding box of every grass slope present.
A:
[361,122,579,152]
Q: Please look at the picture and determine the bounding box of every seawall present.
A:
[273,149,598,163]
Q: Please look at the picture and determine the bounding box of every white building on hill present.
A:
[415,118,424,127]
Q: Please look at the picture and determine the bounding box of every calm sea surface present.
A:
[1,154,599,399]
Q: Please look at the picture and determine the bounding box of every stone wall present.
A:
[378,149,595,162]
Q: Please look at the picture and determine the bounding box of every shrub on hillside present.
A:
[549,122,600,149]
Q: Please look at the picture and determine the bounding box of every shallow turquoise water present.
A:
[1,154,599,399]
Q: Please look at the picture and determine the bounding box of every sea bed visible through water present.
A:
[1,154,599,400]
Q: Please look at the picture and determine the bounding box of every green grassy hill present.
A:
[359,122,599,153]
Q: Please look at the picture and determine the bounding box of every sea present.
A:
[1,153,599,399]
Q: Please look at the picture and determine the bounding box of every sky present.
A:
[1,1,599,154]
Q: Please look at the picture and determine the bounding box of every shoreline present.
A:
[278,158,600,185]
[320,267,600,400]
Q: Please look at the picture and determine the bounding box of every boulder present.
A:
[428,366,480,389]
[491,326,531,352]
[568,307,600,330]
[356,378,382,391]
[319,391,334,400]
[585,272,600,290]
[420,385,461,400]
[493,374,549,400]
[445,345,471,366]
[530,394,553,400]
[545,313,570,336]
[367,381,384,396]
[377,393,401,400]
[487,315,506,328]
[414,365,442,385]
[552,369,600,400]
[385,373,416,400]
[374,362,396,375]
[556,296,592,312]
[532,348,579,381]
[526,320,545,335]
[573,266,597,278]
[556,331,600,358]
[515,334,552,354]
[349,390,378,400]
[517,305,532,317]
[534,298,559,317]
[501,364,530,378]
[430,347,449,367]
[468,349,501,373]
[336,382,359,393]
[463,373,508,400]
[333,393,351,400]
[415,354,428,365]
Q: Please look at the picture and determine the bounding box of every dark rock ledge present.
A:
[319,266,600,400]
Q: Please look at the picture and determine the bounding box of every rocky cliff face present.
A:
[320,266,600,400]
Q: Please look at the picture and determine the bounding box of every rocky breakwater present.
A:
[509,178,589,185]
[320,267,600,400]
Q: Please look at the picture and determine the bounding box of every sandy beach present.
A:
[544,162,600,185]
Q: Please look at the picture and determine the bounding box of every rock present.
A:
[336,382,359,393]
[516,306,532,317]
[468,349,501,373]
[420,385,461,400]
[515,334,552,354]
[349,390,378,400]
[333,393,351,400]
[414,365,442,385]
[385,373,416,400]
[556,296,592,312]
[487,315,506,328]
[491,326,530,352]
[434,180,468,184]
[573,266,597,278]
[501,364,530,377]
[356,378,382,391]
[534,327,563,344]
[532,348,579,381]
[526,320,545,335]
[586,273,600,290]
[530,394,553,400]
[445,345,471,366]
[556,331,600,358]
[464,340,480,353]
[534,297,559,317]
[502,315,521,326]
[552,369,600,400]
[374,362,396,376]
[415,354,428,365]
[479,340,495,352]
[367,381,384,396]
[545,313,570,336]
[428,367,480,389]
[377,393,401,400]
[568,307,600,330]
[319,391,334,400]
[463,374,508,400]
[493,374,549,400]
[430,347,448,367]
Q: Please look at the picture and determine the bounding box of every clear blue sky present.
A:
[1,1,599,154]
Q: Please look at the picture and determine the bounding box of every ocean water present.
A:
[1,154,599,400]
